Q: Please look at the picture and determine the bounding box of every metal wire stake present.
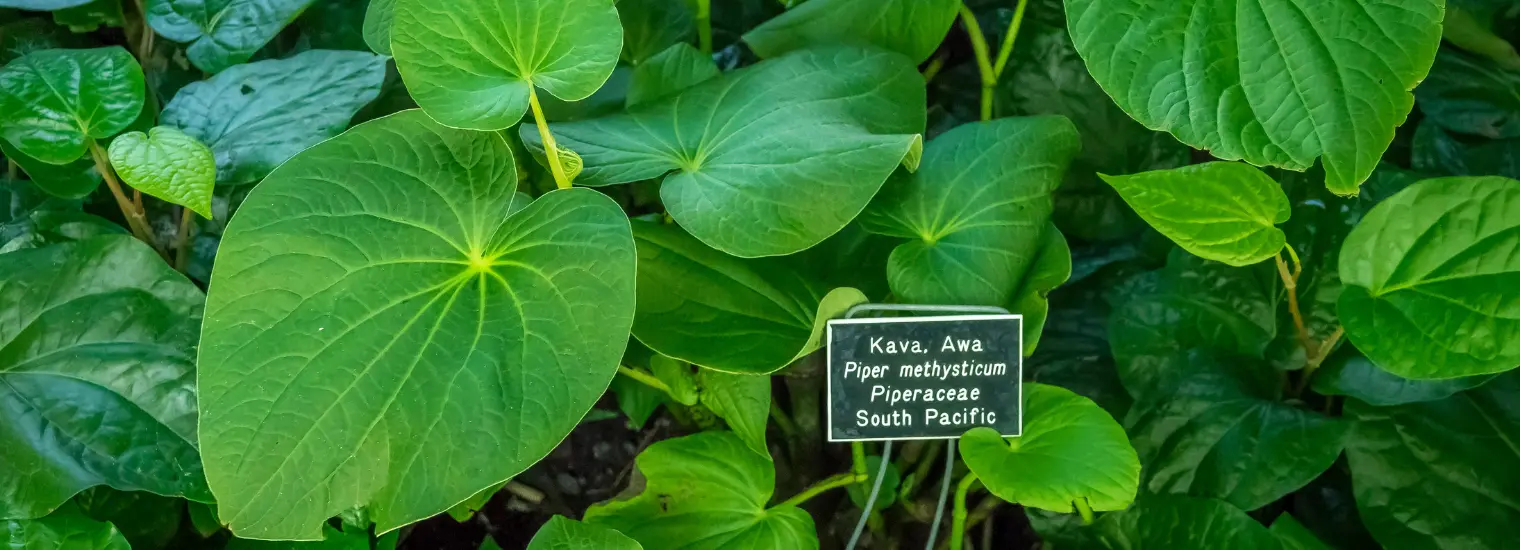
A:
[846,441,894,550]
[924,440,956,550]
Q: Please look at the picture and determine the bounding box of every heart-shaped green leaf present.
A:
[197,110,636,540]
[1101,162,1290,266]
[362,0,396,55]
[626,43,718,107]
[960,384,1140,514]
[390,0,623,130]
[1125,354,1349,511]
[1312,347,1495,406]
[528,516,642,550]
[144,0,314,73]
[161,50,387,186]
[1064,0,1444,195]
[0,46,143,164]
[523,46,924,257]
[106,127,215,218]
[0,139,98,199]
[0,236,211,520]
[859,117,1078,351]
[585,432,818,550]
[698,369,770,457]
[1081,494,1284,549]
[1416,49,1520,139]
[1337,176,1520,379]
[742,0,959,63]
[1344,372,1520,550]
[630,221,867,374]
[0,503,129,550]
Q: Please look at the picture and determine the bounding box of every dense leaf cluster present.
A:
[0,0,1516,549]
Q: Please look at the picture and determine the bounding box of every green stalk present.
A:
[958,5,996,121]
[87,141,163,257]
[949,473,979,549]
[617,365,675,396]
[696,0,713,54]
[779,472,861,508]
[991,0,1030,78]
[174,206,194,272]
[851,441,868,479]
[527,87,572,189]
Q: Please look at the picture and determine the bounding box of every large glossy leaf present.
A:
[1416,49,1520,139]
[0,503,129,550]
[1337,176,1520,379]
[361,0,396,55]
[1101,162,1290,266]
[860,117,1078,350]
[584,432,818,550]
[626,43,717,108]
[0,140,98,199]
[390,0,623,130]
[1077,494,1283,549]
[0,47,142,164]
[0,236,209,519]
[1344,372,1520,550]
[106,126,216,218]
[742,0,959,63]
[1312,347,1495,406]
[1064,0,1443,195]
[1125,355,1348,511]
[144,0,315,73]
[522,46,924,257]
[630,221,865,374]
[528,516,641,550]
[960,384,1139,514]
[161,49,387,186]
[618,0,693,65]
[1270,513,1333,550]
[197,110,636,539]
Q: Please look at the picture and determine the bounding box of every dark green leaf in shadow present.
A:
[742,0,959,63]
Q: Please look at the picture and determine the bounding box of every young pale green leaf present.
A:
[618,0,693,65]
[0,140,98,199]
[0,503,129,550]
[1064,0,1443,195]
[960,384,1140,514]
[522,47,924,257]
[649,355,699,406]
[584,432,818,550]
[106,127,216,218]
[0,236,210,520]
[391,0,623,130]
[161,50,387,186]
[860,117,1079,352]
[698,369,770,457]
[1416,49,1520,139]
[1312,347,1495,407]
[362,0,396,55]
[1124,355,1349,511]
[527,516,641,550]
[1337,176,1520,379]
[144,0,314,73]
[1080,494,1284,549]
[1100,162,1291,266]
[0,47,142,164]
[626,43,718,107]
[1344,372,1520,550]
[630,221,867,374]
[741,0,959,63]
[197,110,636,540]
[1269,513,1333,550]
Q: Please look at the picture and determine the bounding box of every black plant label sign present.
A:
[826,315,1023,441]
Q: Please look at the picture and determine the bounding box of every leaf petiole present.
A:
[617,365,676,397]
[87,140,165,258]
[696,0,713,54]
[778,471,862,508]
[948,472,980,550]
[174,206,195,272]
[527,86,573,189]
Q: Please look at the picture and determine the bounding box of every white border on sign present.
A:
[824,314,1024,442]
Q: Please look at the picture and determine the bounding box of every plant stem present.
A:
[526,87,572,190]
[174,206,194,272]
[949,473,979,550]
[922,53,948,83]
[778,471,861,508]
[1294,325,1345,396]
[1275,250,1314,365]
[617,365,674,396]
[852,441,868,479]
[769,401,797,438]
[130,0,154,61]
[696,0,712,54]
[990,0,1030,78]
[1075,497,1094,525]
[905,439,943,499]
[87,141,163,256]
[5,159,16,180]
[958,5,996,122]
